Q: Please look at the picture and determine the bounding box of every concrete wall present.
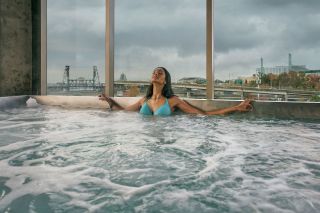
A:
[32,96,320,120]
[0,0,34,96]
[185,99,320,120]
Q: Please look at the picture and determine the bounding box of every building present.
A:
[242,74,258,84]
[234,74,258,85]
[119,73,127,81]
[256,53,309,74]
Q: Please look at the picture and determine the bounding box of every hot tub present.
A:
[0,96,319,212]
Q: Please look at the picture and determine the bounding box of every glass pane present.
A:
[215,0,320,101]
[47,0,105,96]
[115,0,206,98]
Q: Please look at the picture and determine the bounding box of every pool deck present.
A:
[0,95,319,120]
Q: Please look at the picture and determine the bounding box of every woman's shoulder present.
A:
[138,96,147,104]
[168,95,182,104]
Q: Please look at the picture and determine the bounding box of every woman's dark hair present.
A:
[145,67,175,100]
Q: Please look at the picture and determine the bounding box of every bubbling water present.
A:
[0,105,319,212]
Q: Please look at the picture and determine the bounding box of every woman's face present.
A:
[151,68,166,85]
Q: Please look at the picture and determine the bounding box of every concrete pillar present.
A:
[0,0,40,96]
[32,0,42,95]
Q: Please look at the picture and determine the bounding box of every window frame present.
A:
[41,0,214,99]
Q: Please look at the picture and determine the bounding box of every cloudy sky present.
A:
[47,0,320,83]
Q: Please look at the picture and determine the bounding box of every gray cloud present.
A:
[114,0,206,81]
[214,0,320,79]
[246,0,320,10]
[47,0,105,83]
[47,0,320,83]
[115,25,205,57]
[48,0,104,9]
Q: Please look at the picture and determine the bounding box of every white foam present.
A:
[1,107,320,211]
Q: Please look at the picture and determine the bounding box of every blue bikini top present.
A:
[140,98,172,116]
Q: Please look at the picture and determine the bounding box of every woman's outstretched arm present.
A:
[170,96,253,115]
[99,94,145,111]
[204,99,253,115]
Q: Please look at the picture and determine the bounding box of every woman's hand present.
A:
[99,94,114,108]
[235,99,253,112]
[98,94,126,110]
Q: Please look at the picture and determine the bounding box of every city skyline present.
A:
[48,52,318,84]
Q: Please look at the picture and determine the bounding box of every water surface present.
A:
[0,105,319,212]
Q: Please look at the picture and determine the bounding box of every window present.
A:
[114,0,206,98]
[215,0,320,101]
[47,0,105,96]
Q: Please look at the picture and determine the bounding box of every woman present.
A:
[99,67,252,116]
